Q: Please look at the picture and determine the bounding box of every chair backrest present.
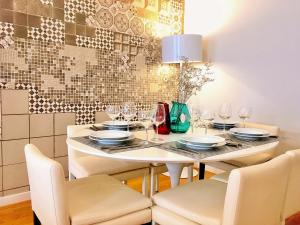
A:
[284,149,300,218]
[25,144,70,225]
[243,122,280,136]
[222,154,291,225]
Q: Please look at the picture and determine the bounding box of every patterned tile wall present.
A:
[0,0,184,124]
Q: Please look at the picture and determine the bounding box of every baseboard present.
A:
[0,191,31,207]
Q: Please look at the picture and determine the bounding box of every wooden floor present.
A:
[0,173,211,225]
[0,172,299,225]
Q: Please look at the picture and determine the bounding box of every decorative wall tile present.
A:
[1,89,28,114]
[3,163,29,190]
[28,17,65,44]
[65,0,96,23]
[30,136,54,158]
[95,8,113,28]
[130,17,144,35]
[40,0,54,6]
[76,27,114,50]
[2,139,29,165]
[0,0,183,124]
[54,135,68,157]
[0,22,14,48]
[98,0,114,8]
[30,113,54,137]
[2,115,29,140]
[114,13,129,33]
[54,112,76,135]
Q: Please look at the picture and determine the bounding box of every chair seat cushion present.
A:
[70,155,149,178]
[152,180,227,225]
[67,174,152,225]
[225,152,273,167]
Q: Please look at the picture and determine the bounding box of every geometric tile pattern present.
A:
[40,0,54,6]
[0,22,14,38]
[130,17,144,35]
[76,28,114,50]
[0,0,184,125]
[65,0,96,23]
[0,22,14,48]
[114,13,129,33]
[28,18,65,44]
[0,37,179,124]
[130,35,144,47]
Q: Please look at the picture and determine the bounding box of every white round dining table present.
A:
[66,124,279,187]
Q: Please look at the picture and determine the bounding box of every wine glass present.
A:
[239,107,252,128]
[138,110,153,143]
[189,107,200,134]
[105,105,120,123]
[201,109,215,134]
[151,103,166,142]
[122,102,136,131]
[218,103,232,133]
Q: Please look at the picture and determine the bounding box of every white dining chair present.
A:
[210,122,280,183]
[284,149,300,220]
[67,112,151,195]
[25,144,152,225]
[151,153,291,225]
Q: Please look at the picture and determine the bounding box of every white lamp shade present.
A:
[161,34,202,63]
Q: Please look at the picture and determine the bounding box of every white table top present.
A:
[66,126,279,164]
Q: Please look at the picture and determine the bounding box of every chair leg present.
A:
[199,163,205,180]
[150,167,156,197]
[155,174,159,191]
[142,173,150,196]
[33,211,41,225]
[187,166,193,182]
[68,172,76,181]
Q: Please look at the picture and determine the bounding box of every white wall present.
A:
[185,0,300,152]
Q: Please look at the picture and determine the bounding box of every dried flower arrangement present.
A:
[177,57,214,103]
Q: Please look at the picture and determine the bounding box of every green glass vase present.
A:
[170,101,191,133]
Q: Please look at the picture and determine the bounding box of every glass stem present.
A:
[243,119,246,128]
[205,125,208,135]
[156,124,159,139]
[145,127,149,143]
[223,120,226,133]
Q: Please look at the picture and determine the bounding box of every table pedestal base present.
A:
[165,163,184,187]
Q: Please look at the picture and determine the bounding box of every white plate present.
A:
[230,132,269,138]
[178,140,226,150]
[180,135,225,146]
[213,120,238,125]
[230,128,270,136]
[89,135,135,144]
[102,121,135,127]
[230,134,260,141]
[89,130,132,140]
[213,124,236,128]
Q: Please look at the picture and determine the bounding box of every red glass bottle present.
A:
[153,102,171,135]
